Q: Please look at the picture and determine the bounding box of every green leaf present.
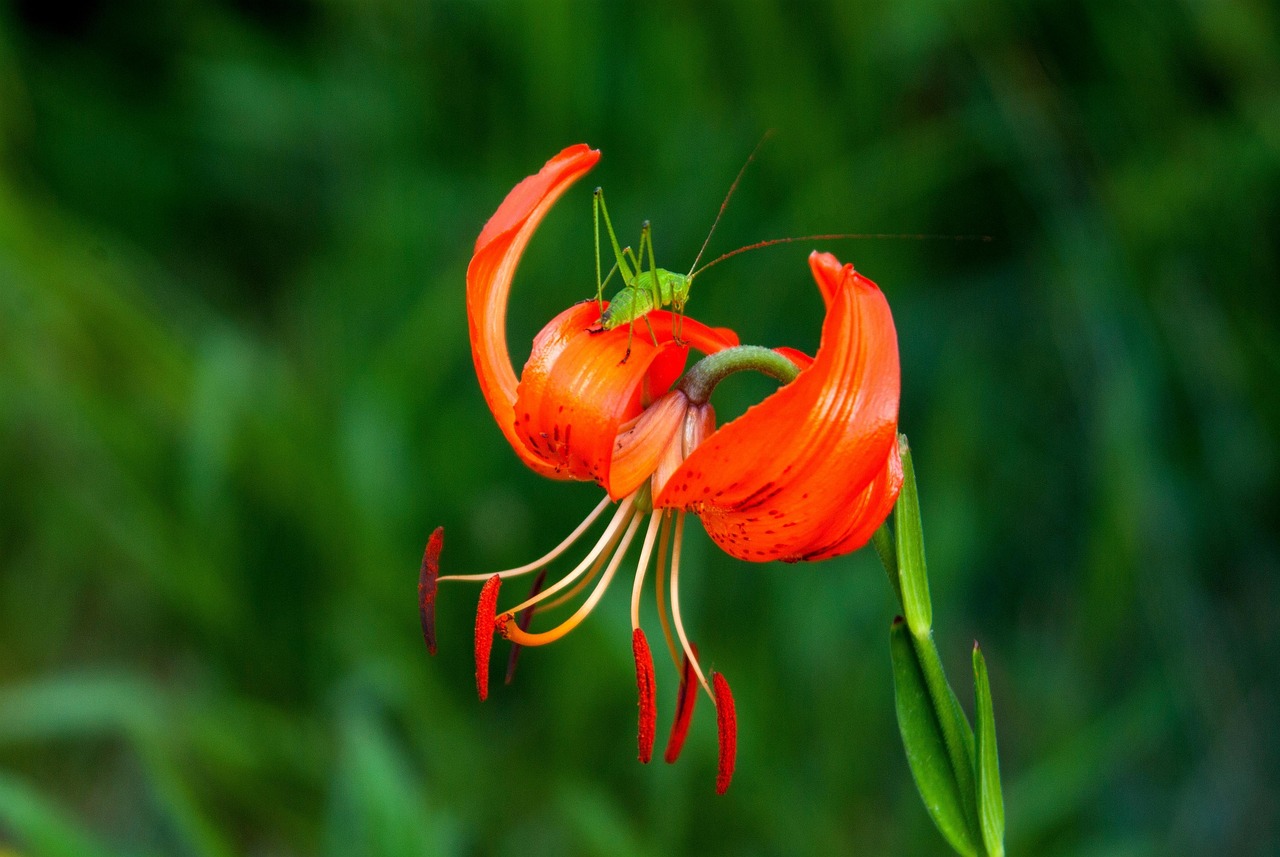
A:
[890,619,980,857]
[0,773,122,857]
[912,627,981,846]
[872,521,903,608]
[323,704,458,857]
[974,644,1006,857]
[894,436,932,639]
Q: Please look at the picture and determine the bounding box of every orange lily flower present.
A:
[420,144,902,794]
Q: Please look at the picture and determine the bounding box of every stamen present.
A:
[630,511,665,630]
[531,491,640,613]
[668,512,714,700]
[474,575,501,701]
[505,568,547,685]
[713,672,738,795]
[418,527,444,655]
[437,495,612,582]
[501,514,643,646]
[500,497,636,616]
[664,645,699,764]
[632,628,656,763]
[653,512,682,671]
[532,541,612,612]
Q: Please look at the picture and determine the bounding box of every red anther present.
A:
[474,575,502,701]
[505,568,547,685]
[632,628,656,764]
[713,671,737,795]
[664,648,699,764]
[418,527,444,655]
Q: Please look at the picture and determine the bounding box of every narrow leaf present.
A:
[0,773,118,857]
[973,644,1006,857]
[890,619,979,857]
[894,436,932,639]
[914,632,981,842]
[872,521,902,609]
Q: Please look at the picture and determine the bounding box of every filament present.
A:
[437,494,613,582]
[668,512,714,701]
[496,497,635,615]
[534,522,623,612]
[502,513,643,646]
[653,511,682,671]
[630,511,665,630]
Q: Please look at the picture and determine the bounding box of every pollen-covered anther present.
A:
[474,575,502,701]
[713,672,738,795]
[419,527,444,655]
[664,648,699,764]
[632,628,657,763]
[505,569,547,685]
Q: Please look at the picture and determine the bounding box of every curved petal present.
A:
[656,252,902,562]
[466,145,601,477]
[513,302,692,494]
[610,391,688,500]
[638,313,739,406]
[643,311,741,355]
[794,436,902,561]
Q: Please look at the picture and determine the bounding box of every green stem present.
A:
[677,345,800,405]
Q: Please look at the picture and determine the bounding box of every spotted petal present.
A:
[466,145,602,477]
[657,252,902,562]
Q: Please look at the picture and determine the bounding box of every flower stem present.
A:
[678,345,801,405]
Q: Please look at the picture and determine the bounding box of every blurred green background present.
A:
[1,0,1277,854]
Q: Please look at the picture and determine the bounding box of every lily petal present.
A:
[656,252,902,562]
[467,145,601,477]
[513,302,686,488]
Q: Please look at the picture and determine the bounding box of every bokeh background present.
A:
[2,0,1277,854]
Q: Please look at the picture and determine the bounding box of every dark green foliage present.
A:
[1,0,1277,853]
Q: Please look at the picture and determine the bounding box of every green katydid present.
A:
[590,142,765,353]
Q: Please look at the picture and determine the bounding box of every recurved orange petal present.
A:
[466,145,601,477]
[513,302,697,493]
[656,252,902,562]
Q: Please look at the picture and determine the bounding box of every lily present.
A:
[421,144,902,793]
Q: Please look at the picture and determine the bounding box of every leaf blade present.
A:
[974,644,1006,857]
[890,619,980,857]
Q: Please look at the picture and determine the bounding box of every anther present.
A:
[505,569,547,685]
[713,672,737,795]
[664,648,699,764]
[474,575,502,701]
[419,527,444,655]
[632,628,656,764]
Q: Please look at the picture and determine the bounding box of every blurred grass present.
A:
[1,0,1277,854]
